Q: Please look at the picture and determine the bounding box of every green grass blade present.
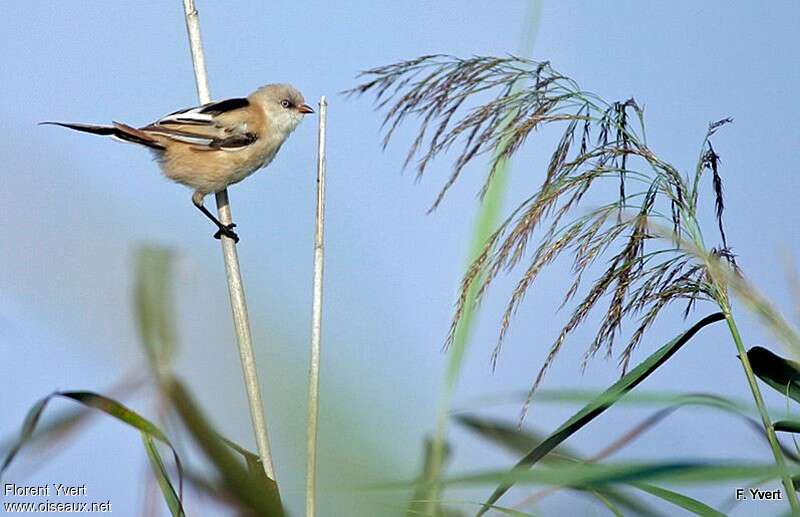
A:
[60,391,170,441]
[0,397,49,479]
[454,414,572,463]
[445,2,542,389]
[143,433,186,517]
[458,393,800,463]
[167,379,284,516]
[426,7,543,514]
[455,414,659,516]
[446,158,509,390]
[590,489,625,517]
[448,461,799,488]
[0,373,144,476]
[632,482,725,517]
[1,391,184,514]
[377,461,798,491]
[476,312,725,515]
[747,346,800,403]
[460,389,758,414]
[775,420,800,434]
[133,246,177,374]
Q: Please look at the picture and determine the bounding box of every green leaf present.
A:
[1,391,184,516]
[455,414,658,516]
[747,346,800,403]
[133,246,177,373]
[167,379,284,516]
[429,8,544,510]
[590,489,625,517]
[0,372,146,475]
[464,389,757,413]
[775,420,800,434]
[447,461,799,488]
[143,434,185,517]
[476,312,725,515]
[444,0,543,396]
[454,414,570,464]
[632,482,725,516]
[0,397,48,479]
[62,391,171,442]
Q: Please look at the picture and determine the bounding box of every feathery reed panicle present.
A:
[349,55,736,420]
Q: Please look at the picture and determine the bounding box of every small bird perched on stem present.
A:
[43,84,313,242]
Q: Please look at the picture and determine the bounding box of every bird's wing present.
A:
[141,97,259,151]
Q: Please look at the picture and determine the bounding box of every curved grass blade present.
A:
[0,371,147,484]
[143,434,185,517]
[631,482,725,517]
[448,461,799,488]
[748,346,800,403]
[64,391,171,440]
[455,414,658,515]
[455,415,561,460]
[0,397,48,479]
[775,421,800,434]
[167,379,284,516]
[1,391,184,514]
[377,462,797,491]
[476,312,725,515]
[458,400,788,515]
[458,389,763,414]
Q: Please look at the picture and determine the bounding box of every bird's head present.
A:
[252,84,313,138]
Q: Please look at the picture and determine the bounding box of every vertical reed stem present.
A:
[180,0,275,481]
[724,308,799,510]
[306,97,328,517]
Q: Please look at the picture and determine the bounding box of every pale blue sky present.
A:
[1,2,798,516]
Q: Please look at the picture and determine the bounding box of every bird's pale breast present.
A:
[156,136,278,195]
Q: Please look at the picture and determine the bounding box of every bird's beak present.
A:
[298,104,315,114]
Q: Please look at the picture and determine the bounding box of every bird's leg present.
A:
[191,192,239,243]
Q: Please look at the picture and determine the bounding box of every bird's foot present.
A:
[213,223,240,243]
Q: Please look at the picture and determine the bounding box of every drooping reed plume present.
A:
[347,55,735,419]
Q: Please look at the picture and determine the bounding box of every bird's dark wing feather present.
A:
[200,98,250,115]
[210,132,258,149]
[157,98,250,126]
[141,97,258,150]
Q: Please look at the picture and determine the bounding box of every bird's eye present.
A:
[280,99,291,108]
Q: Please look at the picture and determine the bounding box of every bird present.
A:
[42,84,314,243]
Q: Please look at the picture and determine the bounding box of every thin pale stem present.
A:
[306,97,328,517]
[723,306,799,510]
[180,0,275,481]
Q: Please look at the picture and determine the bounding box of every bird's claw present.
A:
[213,223,239,243]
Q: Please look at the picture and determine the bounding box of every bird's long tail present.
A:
[40,121,166,150]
